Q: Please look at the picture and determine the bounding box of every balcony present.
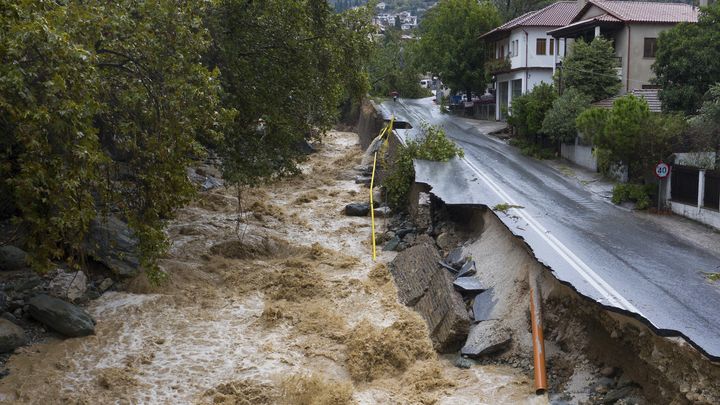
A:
[485,58,511,75]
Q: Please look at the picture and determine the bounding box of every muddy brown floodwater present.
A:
[0,131,543,404]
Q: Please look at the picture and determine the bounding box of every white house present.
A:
[480,2,578,121]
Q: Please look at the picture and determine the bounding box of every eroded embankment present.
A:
[418,198,720,404]
[0,131,539,404]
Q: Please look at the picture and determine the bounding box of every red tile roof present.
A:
[480,2,578,39]
[592,89,662,112]
[575,1,699,24]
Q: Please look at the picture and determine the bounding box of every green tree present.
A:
[541,88,592,144]
[207,0,373,189]
[507,82,557,142]
[368,31,428,98]
[576,95,684,181]
[561,38,620,102]
[654,4,720,114]
[1,0,225,280]
[416,0,501,99]
[687,83,720,158]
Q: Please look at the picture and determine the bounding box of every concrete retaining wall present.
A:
[561,138,597,172]
[670,201,720,230]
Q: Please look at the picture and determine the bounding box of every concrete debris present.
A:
[444,247,465,269]
[456,260,476,278]
[27,295,95,337]
[0,246,28,271]
[472,287,497,322]
[453,277,485,294]
[354,175,371,185]
[373,206,391,218]
[460,320,512,358]
[390,235,470,352]
[438,260,458,274]
[0,318,26,353]
[435,232,451,250]
[383,236,400,252]
[344,203,370,217]
[409,190,432,232]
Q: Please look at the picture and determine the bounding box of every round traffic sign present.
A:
[655,162,670,179]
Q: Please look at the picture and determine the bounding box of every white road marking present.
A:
[461,157,643,316]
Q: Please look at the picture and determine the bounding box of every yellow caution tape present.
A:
[370,116,394,261]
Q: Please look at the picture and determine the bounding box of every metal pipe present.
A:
[530,277,548,394]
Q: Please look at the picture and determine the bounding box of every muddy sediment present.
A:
[0,131,536,404]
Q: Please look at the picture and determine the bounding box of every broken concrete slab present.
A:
[345,203,370,217]
[390,235,470,353]
[461,320,512,357]
[445,247,464,269]
[453,277,485,294]
[472,287,497,322]
[456,260,476,278]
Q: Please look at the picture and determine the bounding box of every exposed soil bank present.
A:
[418,198,720,404]
[0,131,538,404]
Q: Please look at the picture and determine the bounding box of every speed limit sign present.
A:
[655,162,670,179]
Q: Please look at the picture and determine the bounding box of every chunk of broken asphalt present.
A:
[453,277,485,294]
[438,260,458,274]
[345,203,370,216]
[461,319,512,358]
[456,260,476,278]
[445,247,464,269]
[472,287,496,322]
[383,236,400,251]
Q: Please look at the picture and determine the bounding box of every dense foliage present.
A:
[384,124,464,209]
[207,0,373,189]
[507,83,556,142]
[654,4,720,114]
[688,84,720,158]
[541,88,592,144]
[492,0,553,21]
[611,183,654,210]
[576,95,685,181]
[368,31,429,98]
[561,38,620,102]
[1,0,373,279]
[416,0,501,98]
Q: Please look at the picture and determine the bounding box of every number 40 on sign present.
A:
[655,162,670,179]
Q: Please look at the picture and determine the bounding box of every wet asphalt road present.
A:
[380,97,720,360]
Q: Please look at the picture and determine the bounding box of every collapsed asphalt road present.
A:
[379,97,720,361]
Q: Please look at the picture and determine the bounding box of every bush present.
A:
[384,124,464,209]
[611,183,655,210]
[541,88,592,144]
[509,138,556,159]
[507,82,557,141]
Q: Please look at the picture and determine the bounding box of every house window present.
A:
[644,38,657,58]
[549,39,555,55]
[536,38,547,55]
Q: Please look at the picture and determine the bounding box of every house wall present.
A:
[625,24,671,92]
[495,68,554,120]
